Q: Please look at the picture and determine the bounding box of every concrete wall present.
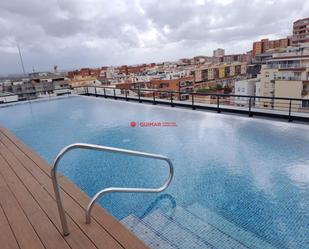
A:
[0,95,18,103]
[274,80,303,111]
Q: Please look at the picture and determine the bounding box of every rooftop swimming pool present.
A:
[0,96,308,249]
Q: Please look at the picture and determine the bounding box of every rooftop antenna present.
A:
[17,43,26,76]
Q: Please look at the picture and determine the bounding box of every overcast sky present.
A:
[0,0,308,75]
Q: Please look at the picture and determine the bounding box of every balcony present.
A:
[274,76,301,81]
[266,63,303,70]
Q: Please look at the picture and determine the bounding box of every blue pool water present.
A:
[0,96,308,249]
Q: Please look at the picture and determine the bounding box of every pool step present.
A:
[121,203,278,249]
[187,203,277,249]
[121,214,176,249]
[168,205,249,249]
[122,211,213,249]
[142,209,213,249]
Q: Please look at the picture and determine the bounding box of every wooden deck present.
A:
[0,126,148,249]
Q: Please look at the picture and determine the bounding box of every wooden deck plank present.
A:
[0,148,99,249]
[0,174,46,249]
[0,127,148,249]
[0,152,71,249]
[0,205,20,249]
[0,137,123,249]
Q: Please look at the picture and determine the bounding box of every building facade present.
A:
[292,17,309,45]
[252,38,290,58]
[256,43,309,110]
[213,48,225,58]
[193,62,247,85]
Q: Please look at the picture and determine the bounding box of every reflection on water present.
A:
[140,194,177,219]
[286,161,309,190]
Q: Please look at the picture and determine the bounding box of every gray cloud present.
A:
[0,0,308,75]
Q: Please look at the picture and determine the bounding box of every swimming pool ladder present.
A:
[51,143,174,236]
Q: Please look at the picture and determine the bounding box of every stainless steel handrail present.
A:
[51,143,174,236]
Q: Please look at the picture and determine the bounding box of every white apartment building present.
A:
[234,79,258,106]
[257,43,309,111]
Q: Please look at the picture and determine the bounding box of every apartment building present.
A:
[144,77,194,100]
[234,79,258,106]
[1,79,35,99]
[0,75,70,100]
[68,68,101,80]
[256,43,309,110]
[69,75,102,87]
[292,17,309,45]
[221,54,250,64]
[193,63,247,83]
[32,76,70,93]
[213,48,225,58]
[68,68,102,87]
[253,38,290,58]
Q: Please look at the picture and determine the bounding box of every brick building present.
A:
[252,38,290,58]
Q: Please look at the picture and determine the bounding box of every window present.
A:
[302,100,309,108]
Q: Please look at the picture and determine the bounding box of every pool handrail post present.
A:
[51,143,174,235]
[51,146,71,236]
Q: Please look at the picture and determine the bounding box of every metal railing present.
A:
[79,85,309,122]
[51,143,174,236]
[2,86,309,122]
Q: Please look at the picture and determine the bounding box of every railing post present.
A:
[125,90,128,101]
[192,93,196,110]
[86,87,89,95]
[104,88,107,98]
[170,92,174,107]
[249,97,253,117]
[288,99,293,122]
[217,95,221,113]
[153,91,156,105]
[94,86,97,97]
[138,86,141,103]
[113,88,117,99]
